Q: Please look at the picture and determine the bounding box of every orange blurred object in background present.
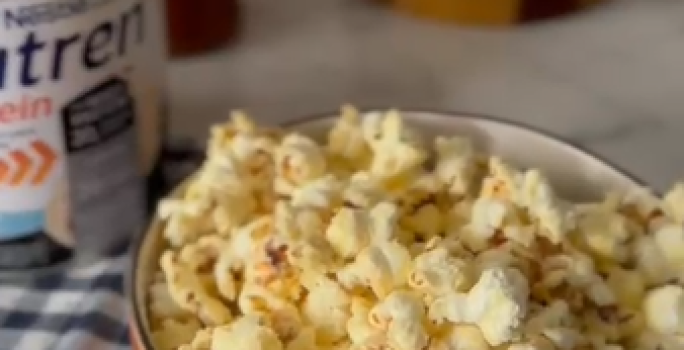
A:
[166,0,241,58]
[377,0,606,26]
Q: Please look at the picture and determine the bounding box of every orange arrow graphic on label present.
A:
[9,150,31,187]
[31,141,56,185]
[0,160,8,185]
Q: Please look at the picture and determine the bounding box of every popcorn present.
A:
[434,136,476,196]
[326,207,371,259]
[275,133,327,195]
[663,183,684,224]
[631,331,684,350]
[428,292,470,325]
[575,207,632,263]
[146,108,684,350]
[300,273,352,343]
[369,201,400,241]
[525,300,572,332]
[226,217,273,270]
[180,327,213,350]
[519,170,575,244]
[408,247,472,297]
[149,281,189,320]
[482,157,520,200]
[290,175,342,210]
[158,197,214,247]
[653,223,684,271]
[347,297,381,345]
[467,267,529,346]
[368,290,429,350]
[506,335,556,350]
[285,327,318,350]
[211,188,256,234]
[469,197,509,237]
[336,240,411,298]
[211,315,283,350]
[160,251,232,326]
[643,284,684,335]
[152,318,202,350]
[363,111,426,180]
[542,327,584,349]
[237,284,302,340]
[401,202,445,239]
[343,172,384,208]
[634,235,673,285]
[606,267,646,308]
[429,324,491,350]
[327,105,371,167]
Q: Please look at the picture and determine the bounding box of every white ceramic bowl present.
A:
[127,110,644,350]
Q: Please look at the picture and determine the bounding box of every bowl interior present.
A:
[131,111,643,349]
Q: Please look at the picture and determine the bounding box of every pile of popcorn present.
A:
[147,107,684,350]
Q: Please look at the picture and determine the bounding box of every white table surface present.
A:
[167,0,684,191]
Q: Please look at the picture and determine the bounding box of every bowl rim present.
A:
[126,108,647,350]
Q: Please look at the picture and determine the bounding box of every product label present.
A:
[0,0,166,258]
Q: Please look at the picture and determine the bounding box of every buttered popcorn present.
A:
[148,107,684,350]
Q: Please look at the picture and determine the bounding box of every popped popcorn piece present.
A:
[364,111,426,180]
[226,217,273,270]
[368,290,429,350]
[369,201,400,241]
[620,186,661,222]
[428,292,470,325]
[408,247,472,297]
[434,136,476,196]
[158,197,213,247]
[525,300,572,332]
[653,223,684,271]
[148,280,188,319]
[300,273,352,343]
[643,284,684,335]
[326,207,371,259]
[179,327,213,350]
[237,284,302,340]
[606,267,646,309]
[634,235,673,285]
[542,327,584,350]
[347,296,381,346]
[429,324,491,350]
[336,240,411,298]
[152,318,202,350]
[327,105,371,166]
[401,202,445,239]
[663,182,684,224]
[519,169,575,244]
[506,335,556,350]
[160,251,232,325]
[211,315,283,350]
[467,267,530,346]
[482,157,520,200]
[290,174,342,210]
[468,197,509,241]
[575,206,632,263]
[631,331,684,350]
[343,172,384,209]
[285,327,318,350]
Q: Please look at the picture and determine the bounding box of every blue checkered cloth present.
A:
[0,254,130,350]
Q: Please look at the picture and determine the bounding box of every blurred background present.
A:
[165,0,684,191]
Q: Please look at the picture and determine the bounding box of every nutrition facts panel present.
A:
[61,77,144,253]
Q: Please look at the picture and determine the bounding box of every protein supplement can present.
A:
[0,0,167,276]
